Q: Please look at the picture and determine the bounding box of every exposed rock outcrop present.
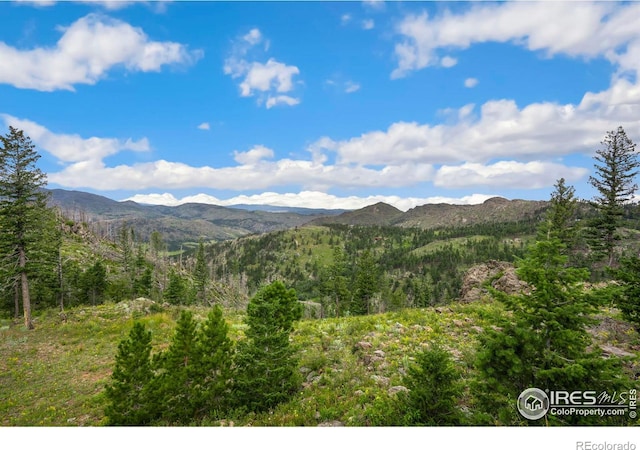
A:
[460,260,529,302]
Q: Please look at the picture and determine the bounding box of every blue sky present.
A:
[1,0,639,211]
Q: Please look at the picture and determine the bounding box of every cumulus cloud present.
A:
[124,190,496,212]
[440,56,457,68]
[0,13,202,91]
[313,78,640,167]
[238,59,300,97]
[243,28,262,46]
[46,157,434,191]
[265,95,300,109]
[434,161,589,189]
[1,114,149,163]
[2,114,435,192]
[233,145,274,165]
[391,2,640,79]
[341,14,352,25]
[464,77,478,88]
[224,28,301,108]
[197,122,210,130]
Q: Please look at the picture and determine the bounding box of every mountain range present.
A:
[47,188,550,248]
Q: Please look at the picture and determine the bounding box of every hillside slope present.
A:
[47,189,334,247]
[1,299,637,426]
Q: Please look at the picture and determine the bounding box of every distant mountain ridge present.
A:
[46,189,338,247]
[47,189,550,247]
[311,197,549,229]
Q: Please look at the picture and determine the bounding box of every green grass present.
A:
[0,298,637,426]
[410,235,491,256]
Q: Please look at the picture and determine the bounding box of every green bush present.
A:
[399,343,463,425]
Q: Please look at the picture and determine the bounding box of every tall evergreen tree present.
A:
[353,249,380,315]
[153,310,200,424]
[234,281,302,412]
[104,321,156,425]
[164,269,189,305]
[474,236,627,424]
[192,305,234,418]
[588,126,639,266]
[81,260,108,305]
[323,246,350,317]
[540,178,578,249]
[0,127,51,329]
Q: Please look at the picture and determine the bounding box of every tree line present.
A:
[104,281,301,425]
[1,125,639,330]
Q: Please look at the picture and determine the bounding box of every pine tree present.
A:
[474,236,628,424]
[104,321,156,425]
[323,246,350,317]
[353,249,380,315]
[611,255,640,329]
[81,260,108,305]
[192,305,234,419]
[540,178,578,250]
[400,343,462,425]
[0,127,51,329]
[164,269,189,305]
[153,310,200,424]
[588,126,639,266]
[234,281,302,412]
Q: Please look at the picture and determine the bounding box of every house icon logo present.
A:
[517,388,549,420]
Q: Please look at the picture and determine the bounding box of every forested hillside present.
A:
[2,126,640,428]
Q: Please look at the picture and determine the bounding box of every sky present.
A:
[1,0,639,211]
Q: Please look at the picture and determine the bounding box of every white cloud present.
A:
[341,14,352,25]
[1,114,149,163]
[345,81,361,93]
[238,59,300,97]
[3,114,434,192]
[464,77,478,88]
[224,29,301,108]
[266,95,300,109]
[197,122,210,131]
[46,157,435,191]
[233,145,274,165]
[124,190,496,212]
[440,56,457,68]
[434,161,588,189]
[315,78,640,167]
[7,63,640,198]
[391,2,640,79]
[0,13,202,91]
[243,28,262,46]
[362,19,375,30]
